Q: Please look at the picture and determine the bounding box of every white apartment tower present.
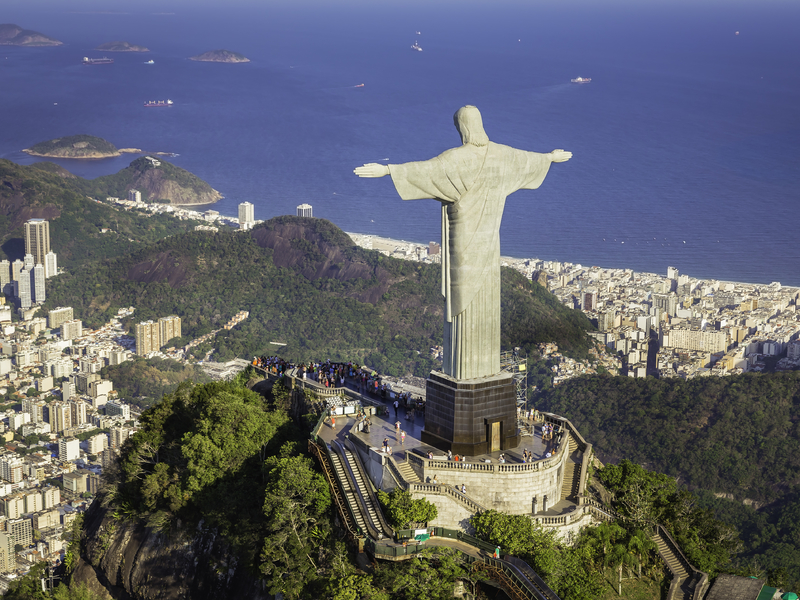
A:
[0,260,10,295]
[48,306,74,329]
[44,251,57,278]
[17,268,32,309]
[128,189,142,203]
[59,437,80,461]
[32,264,45,303]
[296,203,313,218]
[61,319,83,340]
[238,202,255,230]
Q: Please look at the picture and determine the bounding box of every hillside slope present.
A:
[0,160,200,268]
[43,216,594,376]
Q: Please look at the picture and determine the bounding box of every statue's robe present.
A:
[389,142,551,380]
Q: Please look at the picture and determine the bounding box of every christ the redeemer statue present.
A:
[355,105,571,381]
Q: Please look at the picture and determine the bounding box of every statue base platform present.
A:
[421,370,519,456]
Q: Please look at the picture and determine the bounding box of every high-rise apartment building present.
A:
[0,455,23,484]
[11,259,23,282]
[24,219,50,267]
[238,202,254,230]
[8,518,32,547]
[0,260,10,295]
[296,203,313,218]
[22,398,46,423]
[32,264,45,303]
[58,437,80,461]
[87,433,108,455]
[48,402,73,435]
[61,319,83,340]
[23,253,34,271]
[128,189,141,203]
[44,251,58,278]
[17,268,32,309]
[69,400,88,426]
[0,532,15,573]
[135,320,160,356]
[41,486,61,509]
[159,315,181,346]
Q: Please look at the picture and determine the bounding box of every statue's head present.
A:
[454,105,489,147]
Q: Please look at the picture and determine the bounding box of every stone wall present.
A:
[411,491,476,533]
[413,444,569,515]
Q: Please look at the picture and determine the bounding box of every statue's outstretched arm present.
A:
[354,163,390,178]
[549,150,572,163]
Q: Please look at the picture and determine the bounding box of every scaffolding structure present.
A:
[500,348,527,404]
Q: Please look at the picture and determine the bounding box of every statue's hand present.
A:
[550,150,572,163]
[354,163,390,178]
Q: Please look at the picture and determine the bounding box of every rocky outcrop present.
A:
[0,23,62,46]
[95,41,150,52]
[189,49,249,63]
[73,500,268,600]
[24,135,120,159]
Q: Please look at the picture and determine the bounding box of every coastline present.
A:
[345,231,800,291]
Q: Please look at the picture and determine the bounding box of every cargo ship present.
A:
[144,99,173,107]
[83,56,114,65]
[570,76,591,84]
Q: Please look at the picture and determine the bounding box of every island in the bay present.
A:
[95,41,150,52]
[0,23,62,46]
[19,137,222,205]
[24,135,123,159]
[189,49,250,63]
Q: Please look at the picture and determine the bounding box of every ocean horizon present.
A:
[2,0,799,286]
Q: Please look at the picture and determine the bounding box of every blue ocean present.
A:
[2,0,799,286]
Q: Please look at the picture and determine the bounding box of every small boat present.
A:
[355,83,364,88]
[144,99,173,107]
[411,41,422,52]
[570,76,591,84]
[145,60,155,65]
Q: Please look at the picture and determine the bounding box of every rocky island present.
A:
[0,23,62,46]
[189,49,250,63]
[24,135,122,159]
[95,40,150,52]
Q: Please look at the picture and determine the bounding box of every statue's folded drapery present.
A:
[389,142,551,380]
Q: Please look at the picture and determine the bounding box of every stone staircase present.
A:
[653,527,703,600]
[559,433,582,502]
[394,459,420,484]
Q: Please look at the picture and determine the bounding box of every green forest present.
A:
[42,217,594,376]
[100,357,210,409]
[538,371,800,588]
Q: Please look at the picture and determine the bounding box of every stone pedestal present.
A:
[422,370,519,456]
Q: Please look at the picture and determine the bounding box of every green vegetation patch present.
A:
[0,159,202,268]
[26,135,118,158]
[101,357,210,409]
[44,217,594,376]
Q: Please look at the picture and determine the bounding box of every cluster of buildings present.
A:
[349,234,442,264]
[102,191,264,232]
[0,219,59,313]
[0,303,139,578]
[524,262,800,379]
[353,233,800,382]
